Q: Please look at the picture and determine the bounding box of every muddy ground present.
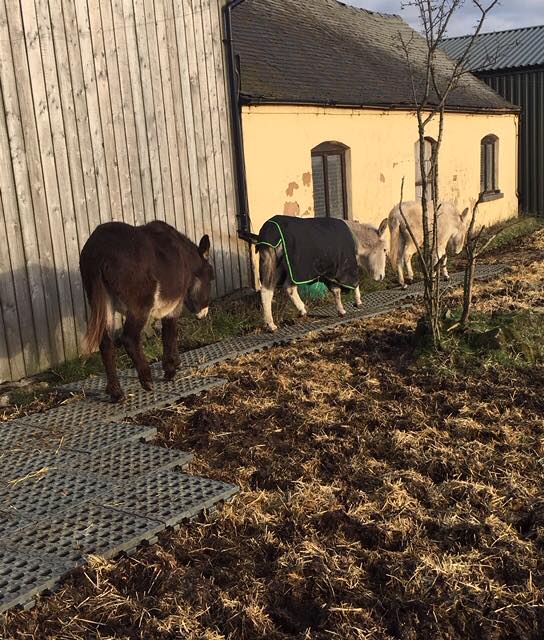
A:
[1,229,544,639]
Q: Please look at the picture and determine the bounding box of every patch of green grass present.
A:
[418,308,544,376]
[482,215,544,254]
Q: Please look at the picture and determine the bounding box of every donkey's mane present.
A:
[346,220,380,247]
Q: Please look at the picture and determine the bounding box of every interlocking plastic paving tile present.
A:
[59,342,271,395]
[3,503,164,566]
[0,469,112,521]
[79,374,227,400]
[60,422,157,454]
[64,442,192,483]
[0,421,157,454]
[13,395,166,432]
[176,335,274,369]
[0,510,26,538]
[99,471,239,529]
[0,448,86,485]
[0,420,42,446]
[0,548,74,614]
[16,377,225,433]
[58,373,139,396]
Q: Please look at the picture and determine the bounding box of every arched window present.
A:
[311,141,349,219]
[415,137,437,201]
[481,135,499,196]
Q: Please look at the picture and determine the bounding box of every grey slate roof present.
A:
[232,0,516,112]
[442,25,544,73]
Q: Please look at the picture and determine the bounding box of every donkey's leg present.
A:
[286,284,307,317]
[100,331,123,402]
[260,287,277,332]
[259,246,278,332]
[397,261,406,289]
[354,285,363,308]
[332,287,346,316]
[404,249,415,286]
[442,255,450,280]
[394,234,406,288]
[121,312,153,391]
[161,316,180,380]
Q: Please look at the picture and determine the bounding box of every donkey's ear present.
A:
[378,218,388,238]
[198,234,210,260]
[460,207,470,222]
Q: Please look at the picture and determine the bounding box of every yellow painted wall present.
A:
[242,105,519,232]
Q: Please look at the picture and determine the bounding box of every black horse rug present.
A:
[256,215,358,290]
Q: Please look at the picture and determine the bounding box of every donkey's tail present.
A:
[82,270,112,355]
[388,211,402,272]
[240,231,260,245]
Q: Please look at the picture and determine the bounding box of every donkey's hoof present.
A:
[299,309,308,318]
[140,379,154,392]
[106,387,124,403]
[400,283,408,290]
[338,310,347,318]
[443,274,450,281]
[266,323,278,333]
[163,369,176,382]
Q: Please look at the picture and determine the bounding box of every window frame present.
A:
[480,135,503,202]
[311,141,349,219]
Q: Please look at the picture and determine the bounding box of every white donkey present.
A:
[256,215,389,332]
[388,200,470,288]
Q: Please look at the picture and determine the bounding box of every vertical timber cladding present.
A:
[483,69,544,217]
[0,0,250,383]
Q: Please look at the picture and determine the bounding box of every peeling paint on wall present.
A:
[286,182,299,197]
[283,201,300,216]
[380,173,386,183]
[302,172,311,187]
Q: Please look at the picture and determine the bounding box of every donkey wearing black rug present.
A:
[80,221,213,401]
[256,215,389,332]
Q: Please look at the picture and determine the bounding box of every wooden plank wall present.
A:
[0,0,250,383]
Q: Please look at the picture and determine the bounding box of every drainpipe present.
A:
[223,0,255,243]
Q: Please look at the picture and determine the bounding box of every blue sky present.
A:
[344,1,544,37]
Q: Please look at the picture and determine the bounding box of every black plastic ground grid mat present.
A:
[0,440,193,488]
[0,469,239,613]
[0,510,25,539]
[0,448,86,485]
[0,469,112,523]
[63,442,192,483]
[0,421,157,454]
[13,377,225,434]
[3,503,166,567]
[1,470,238,567]
[58,339,274,396]
[0,548,74,614]
[58,422,158,454]
[98,471,239,529]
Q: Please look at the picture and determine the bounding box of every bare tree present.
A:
[398,0,499,348]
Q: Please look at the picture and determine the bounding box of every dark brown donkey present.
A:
[80,221,213,401]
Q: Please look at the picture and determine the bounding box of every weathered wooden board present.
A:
[0,0,250,382]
